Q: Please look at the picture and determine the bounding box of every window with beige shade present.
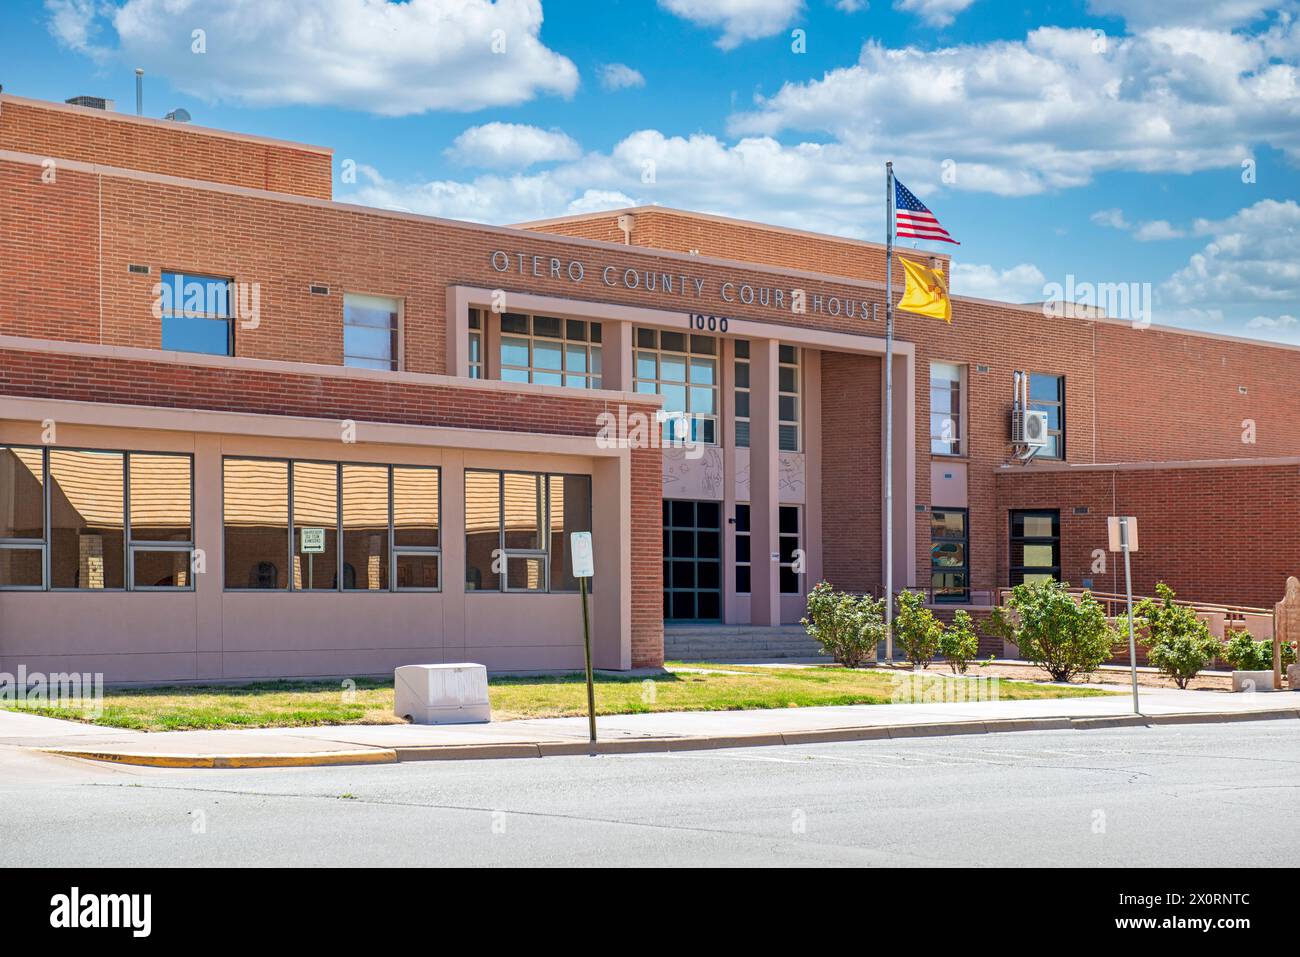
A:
[464,469,592,593]
[0,445,193,591]
[223,457,440,592]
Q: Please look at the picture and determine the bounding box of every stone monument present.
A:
[1274,576,1300,691]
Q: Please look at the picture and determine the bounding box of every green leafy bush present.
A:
[1006,579,1114,682]
[1129,583,1219,689]
[801,582,885,669]
[938,610,978,675]
[893,589,943,670]
[1222,629,1297,672]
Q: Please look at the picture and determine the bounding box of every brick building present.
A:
[1,93,1297,682]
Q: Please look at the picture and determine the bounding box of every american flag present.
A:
[894,178,959,245]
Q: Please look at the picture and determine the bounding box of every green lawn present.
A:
[2,663,1114,732]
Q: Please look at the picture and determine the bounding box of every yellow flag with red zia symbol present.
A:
[897,257,952,323]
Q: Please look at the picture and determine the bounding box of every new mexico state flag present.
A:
[897,257,952,323]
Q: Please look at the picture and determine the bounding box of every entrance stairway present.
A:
[664,624,830,663]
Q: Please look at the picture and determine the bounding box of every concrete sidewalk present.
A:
[3,681,1296,768]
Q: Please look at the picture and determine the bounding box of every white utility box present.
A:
[394,663,491,724]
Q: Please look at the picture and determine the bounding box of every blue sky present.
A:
[8,0,1300,342]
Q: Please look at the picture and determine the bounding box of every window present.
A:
[733,504,801,594]
[0,446,193,591]
[734,503,751,592]
[930,508,969,602]
[499,313,602,388]
[128,453,195,589]
[160,271,234,356]
[663,499,721,620]
[778,345,800,452]
[635,328,717,444]
[468,309,484,379]
[778,505,802,594]
[1028,373,1064,458]
[930,362,964,456]
[0,447,47,588]
[733,340,750,448]
[1010,510,1060,586]
[464,470,592,593]
[344,293,400,371]
[223,458,440,592]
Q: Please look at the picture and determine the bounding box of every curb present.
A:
[37,707,1300,768]
[41,748,398,769]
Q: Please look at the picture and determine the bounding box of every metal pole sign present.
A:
[571,531,597,744]
[1109,516,1141,714]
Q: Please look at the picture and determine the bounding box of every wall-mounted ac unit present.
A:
[1011,409,1049,448]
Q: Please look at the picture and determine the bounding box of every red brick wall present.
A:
[820,352,882,592]
[523,207,949,287]
[0,346,664,666]
[0,96,333,199]
[996,463,1300,608]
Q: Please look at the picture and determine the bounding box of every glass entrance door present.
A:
[663,499,721,621]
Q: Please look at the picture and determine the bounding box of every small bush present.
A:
[801,582,886,669]
[1222,629,1297,672]
[1129,583,1219,689]
[1006,579,1114,682]
[893,589,943,670]
[938,610,978,675]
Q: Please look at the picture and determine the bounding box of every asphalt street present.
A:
[2,722,1297,867]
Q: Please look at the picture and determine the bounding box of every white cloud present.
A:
[343,127,884,234]
[45,0,578,115]
[1132,219,1186,241]
[729,25,1300,194]
[446,123,581,170]
[893,0,976,28]
[1086,0,1281,30]
[1165,199,1300,310]
[658,0,804,49]
[1091,208,1130,229]
[951,262,1048,302]
[598,63,646,91]
[1246,313,1298,330]
[835,0,868,11]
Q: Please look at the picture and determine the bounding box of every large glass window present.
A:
[344,293,400,371]
[930,362,964,456]
[734,503,751,593]
[0,446,192,591]
[499,313,602,388]
[778,345,801,453]
[49,449,125,590]
[930,508,969,602]
[1010,510,1060,586]
[224,458,290,590]
[635,328,717,444]
[1028,373,1064,459]
[778,505,801,594]
[159,271,234,356]
[0,447,46,588]
[464,470,592,593]
[292,461,338,591]
[224,458,440,592]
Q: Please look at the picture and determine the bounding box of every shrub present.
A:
[893,589,943,670]
[1129,583,1219,689]
[938,610,978,675]
[1222,629,1297,672]
[979,606,1016,650]
[1006,579,1114,682]
[801,582,886,669]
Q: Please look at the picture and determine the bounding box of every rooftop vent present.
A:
[66,95,114,111]
[164,108,191,123]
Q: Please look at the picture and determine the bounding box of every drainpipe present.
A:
[616,213,635,245]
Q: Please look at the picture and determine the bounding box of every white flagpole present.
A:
[884,161,895,663]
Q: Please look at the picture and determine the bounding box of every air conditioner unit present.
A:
[1011,409,1050,448]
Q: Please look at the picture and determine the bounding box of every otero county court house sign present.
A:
[489,249,881,321]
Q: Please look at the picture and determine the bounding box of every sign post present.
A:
[570,531,597,744]
[1109,516,1141,714]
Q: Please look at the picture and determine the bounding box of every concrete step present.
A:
[664,626,831,662]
